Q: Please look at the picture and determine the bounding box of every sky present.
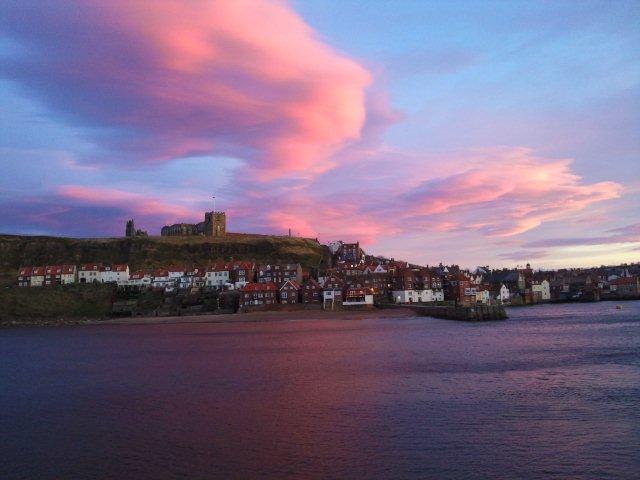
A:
[0,0,638,269]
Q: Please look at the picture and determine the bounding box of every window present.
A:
[281,292,288,299]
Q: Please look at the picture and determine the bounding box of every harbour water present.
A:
[2,301,639,479]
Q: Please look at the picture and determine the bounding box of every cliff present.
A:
[0,233,331,286]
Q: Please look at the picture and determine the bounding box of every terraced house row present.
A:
[17,243,639,310]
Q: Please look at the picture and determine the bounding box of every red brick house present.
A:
[321,274,344,308]
[257,263,303,286]
[302,278,322,304]
[445,272,476,306]
[44,265,63,286]
[228,262,255,286]
[279,280,301,304]
[17,267,32,287]
[610,276,639,297]
[336,242,364,264]
[239,282,277,307]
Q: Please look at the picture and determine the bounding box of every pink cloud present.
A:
[391,147,622,236]
[2,0,373,177]
[234,147,622,244]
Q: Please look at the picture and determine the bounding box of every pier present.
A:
[380,303,508,321]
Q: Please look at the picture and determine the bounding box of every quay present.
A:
[380,303,508,321]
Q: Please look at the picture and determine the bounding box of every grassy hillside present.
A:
[0,233,331,286]
[0,284,115,324]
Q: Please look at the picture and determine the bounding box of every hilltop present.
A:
[0,233,331,286]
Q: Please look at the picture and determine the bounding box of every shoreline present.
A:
[1,307,416,328]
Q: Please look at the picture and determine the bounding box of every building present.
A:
[179,267,206,290]
[302,278,322,304]
[79,264,102,284]
[60,264,76,284]
[610,276,639,297]
[445,272,476,306]
[44,265,63,286]
[28,266,45,287]
[239,282,277,307]
[327,240,344,254]
[205,263,230,289]
[532,279,551,302]
[475,286,491,304]
[492,283,511,303]
[257,263,303,286]
[151,269,177,292]
[125,219,147,237]
[336,242,364,264]
[17,267,32,287]
[161,210,226,237]
[343,286,374,306]
[321,274,344,309]
[393,289,439,303]
[38,264,77,286]
[101,264,130,284]
[204,211,226,237]
[124,271,152,288]
[279,280,301,304]
[228,262,255,287]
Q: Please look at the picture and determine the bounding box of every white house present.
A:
[167,266,185,280]
[124,271,152,288]
[393,289,442,304]
[343,287,374,306]
[343,294,374,306]
[101,264,129,284]
[532,279,551,302]
[496,284,510,303]
[327,240,344,254]
[475,288,491,304]
[179,267,206,290]
[30,266,45,287]
[79,264,102,283]
[60,264,77,284]
[151,269,178,292]
[206,263,230,289]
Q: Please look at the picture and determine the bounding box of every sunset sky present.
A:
[1,0,638,268]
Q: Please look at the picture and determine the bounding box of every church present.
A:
[160,211,226,237]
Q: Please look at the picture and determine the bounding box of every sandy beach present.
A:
[85,307,415,327]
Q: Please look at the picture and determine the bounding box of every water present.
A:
[1,302,639,479]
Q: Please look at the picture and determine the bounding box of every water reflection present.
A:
[1,302,639,479]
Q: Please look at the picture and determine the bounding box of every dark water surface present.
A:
[2,302,640,479]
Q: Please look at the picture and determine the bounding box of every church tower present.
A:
[125,219,135,237]
[204,211,226,237]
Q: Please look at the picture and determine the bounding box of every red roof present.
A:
[611,276,638,285]
[280,280,301,290]
[113,264,128,272]
[207,262,229,272]
[129,271,149,280]
[19,267,32,276]
[241,282,277,292]
[31,266,45,275]
[346,287,366,295]
[80,264,101,271]
[228,261,254,270]
[45,265,62,275]
[166,265,186,273]
[303,278,321,288]
[61,264,75,274]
